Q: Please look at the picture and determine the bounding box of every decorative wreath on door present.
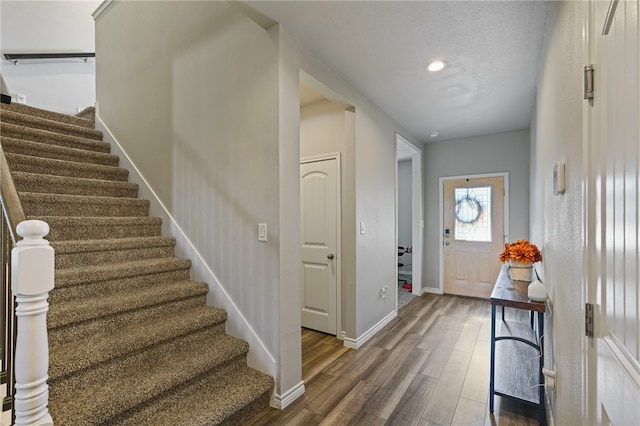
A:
[455,194,482,224]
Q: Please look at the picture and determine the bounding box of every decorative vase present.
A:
[528,279,548,301]
[509,260,533,282]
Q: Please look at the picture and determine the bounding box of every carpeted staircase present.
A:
[0,102,274,425]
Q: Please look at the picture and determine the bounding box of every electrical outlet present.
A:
[380,285,389,300]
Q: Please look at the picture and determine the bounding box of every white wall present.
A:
[300,99,345,158]
[94,0,281,385]
[423,129,530,290]
[530,1,585,423]
[277,26,420,345]
[0,0,99,113]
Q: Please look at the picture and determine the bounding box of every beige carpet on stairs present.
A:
[0,102,273,426]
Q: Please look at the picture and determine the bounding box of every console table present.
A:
[489,265,546,424]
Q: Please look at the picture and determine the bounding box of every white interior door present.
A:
[300,157,340,335]
[587,0,640,423]
[442,175,505,298]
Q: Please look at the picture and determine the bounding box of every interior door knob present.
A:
[327,253,335,260]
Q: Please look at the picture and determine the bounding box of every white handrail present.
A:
[11,220,54,426]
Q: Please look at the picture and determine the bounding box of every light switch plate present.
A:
[258,223,267,242]
[553,161,565,195]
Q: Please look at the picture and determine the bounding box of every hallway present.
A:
[248,294,540,425]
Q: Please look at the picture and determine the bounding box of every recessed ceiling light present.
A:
[430,131,439,138]
[426,60,447,72]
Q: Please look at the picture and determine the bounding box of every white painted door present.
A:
[586,0,640,423]
[300,157,339,335]
[443,176,505,298]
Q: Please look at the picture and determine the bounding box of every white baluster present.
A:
[11,220,54,426]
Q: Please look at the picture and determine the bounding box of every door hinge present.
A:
[584,65,595,100]
[585,303,594,337]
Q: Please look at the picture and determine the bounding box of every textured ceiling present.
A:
[246,1,551,143]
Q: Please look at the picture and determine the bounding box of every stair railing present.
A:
[0,142,55,425]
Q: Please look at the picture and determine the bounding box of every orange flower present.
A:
[499,240,542,264]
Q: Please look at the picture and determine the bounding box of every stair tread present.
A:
[55,257,191,287]
[0,108,103,140]
[49,305,227,381]
[119,365,274,426]
[48,279,208,329]
[49,331,250,426]
[1,136,119,165]
[20,191,146,205]
[39,215,163,241]
[11,171,138,197]
[6,152,129,181]
[36,215,162,226]
[0,122,110,152]
[1,102,95,128]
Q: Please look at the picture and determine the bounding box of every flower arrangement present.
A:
[499,240,542,264]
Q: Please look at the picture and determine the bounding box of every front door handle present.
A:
[327,253,335,260]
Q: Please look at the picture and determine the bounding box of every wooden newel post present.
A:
[11,220,54,426]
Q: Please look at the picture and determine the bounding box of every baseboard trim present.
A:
[96,116,277,379]
[422,286,443,295]
[272,381,305,410]
[545,388,555,426]
[343,310,397,349]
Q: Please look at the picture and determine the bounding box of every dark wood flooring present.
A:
[247,293,541,425]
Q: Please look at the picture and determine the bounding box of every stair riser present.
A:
[49,329,248,426]
[1,137,119,166]
[13,173,138,198]
[55,245,175,269]
[48,295,207,346]
[51,268,191,303]
[1,122,110,153]
[0,109,102,140]
[22,199,149,218]
[45,221,161,241]
[6,154,129,182]
[1,103,95,128]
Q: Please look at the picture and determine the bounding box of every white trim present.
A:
[300,153,342,337]
[395,133,424,300]
[272,381,305,410]
[95,116,277,379]
[438,172,510,294]
[92,0,115,20]
[422,286,444,295]
[343,310,397,349]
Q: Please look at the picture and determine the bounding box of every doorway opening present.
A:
[439,173,509,297]
[396,134,423,310]
[298,72,355,345]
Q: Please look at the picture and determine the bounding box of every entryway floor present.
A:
[247,293,541,425]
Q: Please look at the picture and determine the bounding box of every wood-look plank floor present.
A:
[247,294,541,426]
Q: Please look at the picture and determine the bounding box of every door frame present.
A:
[438,172,509,294]
[395,134,423,299]
[300,153,342,336]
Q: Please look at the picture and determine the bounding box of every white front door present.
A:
[300,157,340,335]
[442,175,505,298]
[587,0,640,423]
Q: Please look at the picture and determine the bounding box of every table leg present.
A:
[490,304,496,413]
[538,311,545,424]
